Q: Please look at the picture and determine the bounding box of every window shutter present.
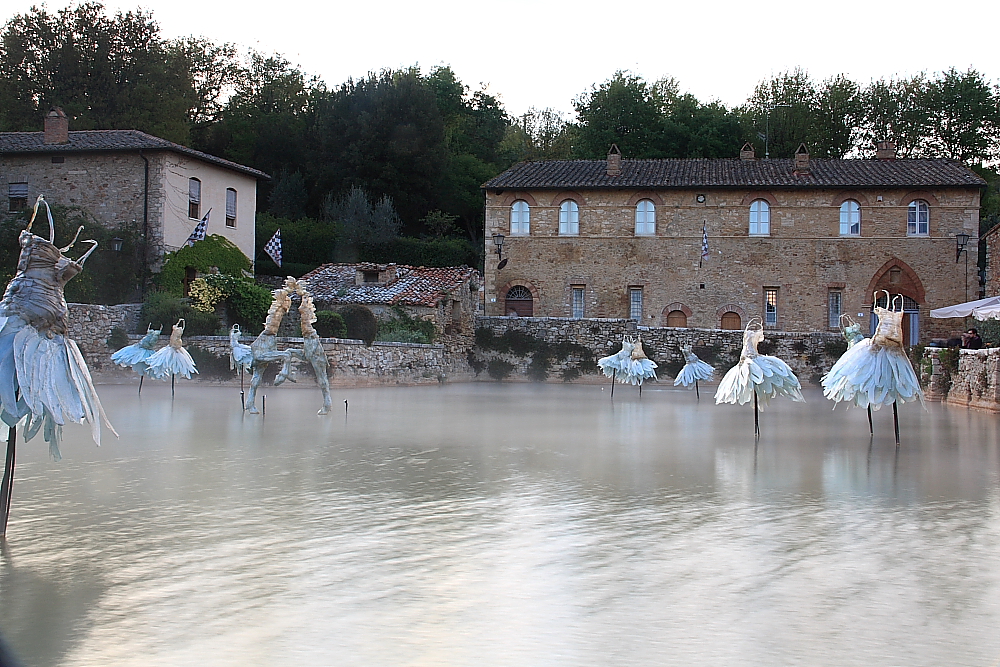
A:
[8,183,28,198]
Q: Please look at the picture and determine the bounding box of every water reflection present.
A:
[1,383,999,666]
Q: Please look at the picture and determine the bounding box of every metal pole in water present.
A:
[1,426,16,537]
[171,373,175,398]
[138,375,144,396]
[610,370,616,398]
[695,380,700,401]
[867,405,873,435]
[893,401,900,446]
[262,394,266,416]
[753,390,760,439]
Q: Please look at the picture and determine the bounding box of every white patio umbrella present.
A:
[971,303,1000,319]
[929,295,1000,319]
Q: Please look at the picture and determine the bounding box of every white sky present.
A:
[17,0,1000,117]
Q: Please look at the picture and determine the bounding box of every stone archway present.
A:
[867,259,925,345]
[504,285,534,317]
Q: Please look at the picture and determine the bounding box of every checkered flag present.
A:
[264,229,282,267]
[184,209,210,247]
[700,222,709,266]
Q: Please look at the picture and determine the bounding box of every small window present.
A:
[188,178,201,219]
[907,200,929,236]
[511,200,530,235]
[51,156,65,164]
[559,200,579,235]
[8,182,28,212]
[828,291,842,329]
[764,288,778,328]
[226,188,237,228]
[635,199,655,235]
[839,200,860,235]
[363,271,379,283]
[749,200,770,235]
[666,310,687,327]
[571,286,585,319]
[629,287,643,320]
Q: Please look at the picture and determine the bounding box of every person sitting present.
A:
[961,328,983,349]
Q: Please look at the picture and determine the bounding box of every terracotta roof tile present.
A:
[483,158,985,190]
[301,263,479,308]
[0,130,269,179]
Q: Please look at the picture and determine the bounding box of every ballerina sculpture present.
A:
[822,291,924,444]
[673,344,714,399]
[597,336,635,397]
[111,324,161,394]
[145,318,198,395]
[623,338,657,393]
[229,324,253,372]
[715,317,804,437]
[0,195,117,534]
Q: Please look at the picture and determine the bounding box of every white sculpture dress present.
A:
[673,344,714,387]
[145,319,198,380]
[111,324,161,375]
[715,318,804,406]
[229,324,253,372]
[822,293,924,410]
[623,339,657,385]
[0,196,116,458]
[598,338,635,379]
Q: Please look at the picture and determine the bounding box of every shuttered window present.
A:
[8,181,28,212]
[188,178,201,219]
[226,188,237,228]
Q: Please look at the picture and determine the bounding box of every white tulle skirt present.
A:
[597,349,631,379]
[822,339,923,409]
[111,342,154,373]
[622,358,658,385]
[715,356,805,406]
[230,342,252,371]
[673,359,714,387]
[145,346,198,379]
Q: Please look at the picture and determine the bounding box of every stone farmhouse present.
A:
[301,263,482,335]
[482,143,985,343]
[0,107,268,271]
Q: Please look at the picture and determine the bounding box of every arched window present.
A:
[188,178,201,219]
[559,200,579,235]
[749,199,770,235]
[839,200,860,235]
[907,200,929,236]
[510,200,530,235]
[666,310,687,327]
[635,199,655,235]
[226,188,237,228]
[505,285,533,317]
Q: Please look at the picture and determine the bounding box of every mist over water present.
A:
[2,383,999,666]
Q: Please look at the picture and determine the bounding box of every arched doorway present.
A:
[666,310,688,327]
[505,285,533,317]
[721,312,742,330]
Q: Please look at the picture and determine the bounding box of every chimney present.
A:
[740,142,756,161]
[606,144,622,176]
[875,140,897,160]
[793,143,810,174]
[44,107,69,144]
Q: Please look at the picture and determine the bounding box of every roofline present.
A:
[484,183,985,192]
[0,130,270,180]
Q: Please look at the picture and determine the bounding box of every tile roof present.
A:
[300,263,479,308]
[0,130,269,179]
[483,158,986,190]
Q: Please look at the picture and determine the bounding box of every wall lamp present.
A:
[955,232,970,262]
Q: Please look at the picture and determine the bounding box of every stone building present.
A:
[982,222,1000,297]
[482,143,984,342]
[301,263,482,335]
[0,107,268,269]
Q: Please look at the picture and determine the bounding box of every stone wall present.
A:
[922,347,1000,412]
[473,316,846,385]
[67,303,143,371]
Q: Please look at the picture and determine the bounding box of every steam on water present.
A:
[2,383,999,667]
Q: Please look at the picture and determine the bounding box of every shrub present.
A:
[487,359,514,381]
[467,350,486,375]
[338,305,378,345]
[204,274,271,333]
[140,292,220,336]
[156,235,252,295]
[315,310,347,338]
[359,237,479,269]
[106,326,129,350]
[376,306,436,344]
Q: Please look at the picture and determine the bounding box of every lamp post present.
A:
[956,231,970,302]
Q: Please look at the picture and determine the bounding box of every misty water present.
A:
[1,382,999,667]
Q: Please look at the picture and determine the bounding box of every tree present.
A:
[499,108,576,162]
[323,186,401,261]
[921,68,1000,163]
[573,71,667,158]
[857,75,930,157]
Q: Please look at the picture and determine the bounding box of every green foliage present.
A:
[0,205,142,304]
[315,310,347,338]
[937,347,961,393]
[255,212,337,270]
[157,235,251,295]
[466,350,486,376]
[825,338,849,358]
[421,210,459,238]
[338,304,377,345]
[140,292,220,335]
[376,306,436,344]
[358,237,479,269]
[324,186,402,261]
[106,326,128,350]
[974,317,1000,347]
[487,359,514,381]
[473,328,597,381]
[203,273,271,333]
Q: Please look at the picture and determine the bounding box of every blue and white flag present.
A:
[264,229,282,267]
[184,209,210,247]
